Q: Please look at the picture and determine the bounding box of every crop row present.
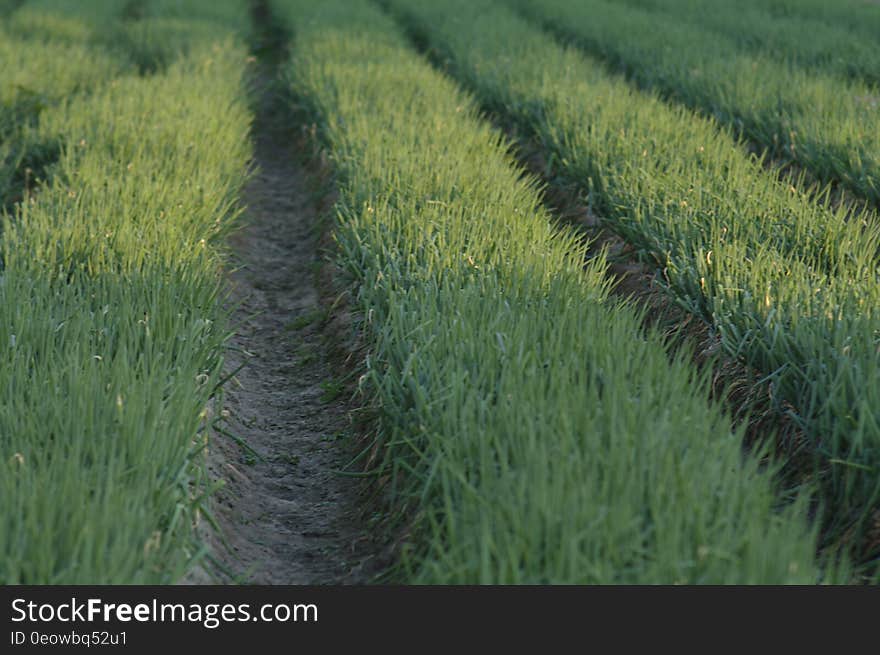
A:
[616,0,880,86]
[0,6,125,206]
[0,0,253,210]
[384,0,880,569]
[275,0,840,583]
[720,0,880,45]
[503,0,880,209]
[0,0,252,583]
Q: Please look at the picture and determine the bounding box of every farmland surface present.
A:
[1,0,876,584]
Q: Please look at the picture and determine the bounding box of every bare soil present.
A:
[191,71,380,584]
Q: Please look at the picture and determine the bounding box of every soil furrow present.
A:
[194,28,376,583]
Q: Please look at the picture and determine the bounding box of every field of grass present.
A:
[0,0,251,583]
[273,0,845,583]
[384,0,880,573]
[2,0,877,584]
[702,0,880,45]
[505,0,880,210]
[615,0,880,86]
[0,9,126,207]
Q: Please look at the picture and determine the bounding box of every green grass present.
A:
[5,0,872,584]
[132,0,255,66]
[385,0,880,571]
[146,0,252,29]
[506,0,880,210]
[0,0,252,583]
[0,8,129,204]
[0,1,21,15]
[0,3,132,222]
[277,0,837,584]
[0,0,252,209]
[17,0,131,24]
[616,0,880,86]
[722,0,880,45]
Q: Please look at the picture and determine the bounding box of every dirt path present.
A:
[195,50,379,583]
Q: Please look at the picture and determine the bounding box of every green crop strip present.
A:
[505,0,880,211]
[617,0,880,86]
[383,0,880,572]
[724,0,880,45]
[146,0,253,36]
[276,0,840,583]
[0,1,22,16]
[0,8,128,209]
[1,0,253,211]
[124,0,254,71]
[0,0,252,583]
[0,8,131,141]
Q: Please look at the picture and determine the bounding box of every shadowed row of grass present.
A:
[1,0,255,209]
[719,0,880,46]
[0,0,252,583]
[383,0,880,575]
[616,0,880,86]
[274,0,840,583]
[504,0,880,210]
[0,5,129,208]
[0,1,22,16]
[0,5,131,136]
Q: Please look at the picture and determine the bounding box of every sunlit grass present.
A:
[0,0,252,583]
[277,0,835,584]
[386,0,880,571]
[508,0,880,209]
